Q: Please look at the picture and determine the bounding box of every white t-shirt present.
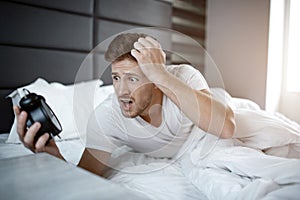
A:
[86,64,209,158]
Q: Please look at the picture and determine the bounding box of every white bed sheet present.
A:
[104,89,300,200]
[0,133,84,165]
[178,129,300,200]
[104,126,300,200]
[0,133,33,159]
[2,88,300,200]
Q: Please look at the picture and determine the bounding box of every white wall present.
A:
[205,0,270,109]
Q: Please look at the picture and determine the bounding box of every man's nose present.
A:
[118,79,130,96]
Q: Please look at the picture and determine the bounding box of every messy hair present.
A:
[104,33,149,63]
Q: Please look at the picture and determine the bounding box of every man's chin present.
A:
[121,110,138,118]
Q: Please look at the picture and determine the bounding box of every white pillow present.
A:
[233,109,300,158]
[231,97,261,110]
[210,87,236,110]
[6,78,114,143]
[210,88,300,158]
[210,87,261,111]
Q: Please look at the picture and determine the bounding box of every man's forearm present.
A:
[153,70,235,138]
[130,36,235,138]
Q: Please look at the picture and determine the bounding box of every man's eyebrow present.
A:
[124,72,139,76]
[111,72,139,76]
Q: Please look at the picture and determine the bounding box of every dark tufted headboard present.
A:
[0,0,173,132]
[0,0,207,133]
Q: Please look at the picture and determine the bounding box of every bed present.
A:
[6,1,300,199]
[1,78,300,200]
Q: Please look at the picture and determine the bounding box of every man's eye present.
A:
[112,76,120,81]
[130,77,138,82]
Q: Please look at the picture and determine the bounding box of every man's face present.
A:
[111,58,155,118]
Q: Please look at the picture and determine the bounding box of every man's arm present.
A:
[14,105,111,178]
[78,148,112,178]
[131,37,235,138]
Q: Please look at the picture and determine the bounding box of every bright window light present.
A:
[286,0,300,92]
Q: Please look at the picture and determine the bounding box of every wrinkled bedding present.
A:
[2,88,300,199]
[107,124,300,200]
[106,90,300,200]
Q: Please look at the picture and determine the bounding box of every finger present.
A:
[133,41,144,51]
[23,122,41,148]
[138,37,153,48]
[145,36,161,48]
[35,133,50,152]
[13,105,20,116]
[17,111,28,139]
[131,49,140,60]
[161,50,166,59]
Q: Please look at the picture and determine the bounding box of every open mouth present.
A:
[119,98,134,111]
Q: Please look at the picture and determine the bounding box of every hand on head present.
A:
[130,36,166,81]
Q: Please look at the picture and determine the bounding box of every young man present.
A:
[14,33,235,177]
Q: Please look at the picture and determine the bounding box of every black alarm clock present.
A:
[19,89,62,143]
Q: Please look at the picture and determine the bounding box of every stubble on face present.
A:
[119,83,155,118]
[111,59,156,119]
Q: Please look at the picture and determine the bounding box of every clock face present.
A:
[41,100,62,132]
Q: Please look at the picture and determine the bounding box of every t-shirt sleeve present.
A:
[85,102,124,153]
[166,64,209,91]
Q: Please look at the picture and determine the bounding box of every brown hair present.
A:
[104,33,149,63]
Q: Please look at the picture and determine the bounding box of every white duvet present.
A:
[179,131,300,200]
[108,89,300,200]
[5,85,300,199]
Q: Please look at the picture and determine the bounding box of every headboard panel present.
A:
[0,46,92,88]
[95,0,172,27]
[0,1,93,51]
[0,0,172,132]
